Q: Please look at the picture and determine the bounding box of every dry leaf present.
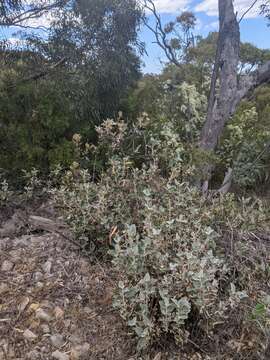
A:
[29,303,40,311]
[18,296,30,312]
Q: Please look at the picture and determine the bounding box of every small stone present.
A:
[36,282,44,289]
[83,307,92,314]
[34,272,43,282]
[50,334,65,348]
[23,329,38,341]
[41,324,50,334]
[70,343,90,359]
[52,350,69,360]
[1,260,14,272]
[0,283,8,294]
[36,309,51,322]
[18,296,30,312]
[42,260,52,274]
[41,346,48,353]
[54,306,64,319]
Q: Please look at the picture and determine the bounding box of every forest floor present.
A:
[2,200,268,360]
[0,202,136,360]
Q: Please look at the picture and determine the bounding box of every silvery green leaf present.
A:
[143,273,151,282]
[169,263,178,271]
[263,295,270,306]
[118,281,125,289]
[143,189,151,197]
[127,224,137,237]
[236,290,248,300]
[173,297,191,322]
[128,317,137,327]
[134,326,144,337]
[126,287,139,298]
[152,228,162,235]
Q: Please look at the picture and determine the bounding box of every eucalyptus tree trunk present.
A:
[199,0,240,189]
[199,0,270,191]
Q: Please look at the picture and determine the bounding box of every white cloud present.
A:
[147,0,191,13]
[195,0,263,19]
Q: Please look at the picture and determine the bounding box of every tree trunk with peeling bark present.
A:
[199,0,270,190]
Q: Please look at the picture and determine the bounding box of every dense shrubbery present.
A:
[0,74,77,179]
[51,111,270,356]
[218,89,270,188]
[128,70,270,190]
[0,0,142,180]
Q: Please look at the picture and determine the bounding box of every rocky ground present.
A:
[0,205,135,360]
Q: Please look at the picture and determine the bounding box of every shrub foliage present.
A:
[52,114,270,356]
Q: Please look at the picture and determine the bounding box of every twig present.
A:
[238,0,259,23]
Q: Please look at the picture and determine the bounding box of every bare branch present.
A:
[142,0,182,67]
[238,0,259,23]
[0,1,66,28]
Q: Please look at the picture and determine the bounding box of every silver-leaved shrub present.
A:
[52,114,270,355]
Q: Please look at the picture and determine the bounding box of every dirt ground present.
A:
[0,201,140,360]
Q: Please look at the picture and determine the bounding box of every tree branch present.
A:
[142,0,182,67]
[238,0,259,23]
[0,0,66,28]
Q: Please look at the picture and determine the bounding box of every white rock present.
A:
[41,346,48,353]
[50,334,65,348]
[1,260,14,272]
[34,272,43,282]
[42,260,52,274]
[0,283,8,294]
[36,309,51,322]
[23,329,38,341]
[52,350,69,360]
[41,324,50,334]
[36,282,44,289]
[18,296,30,312]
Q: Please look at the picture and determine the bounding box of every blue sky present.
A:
[140,0,270,73]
